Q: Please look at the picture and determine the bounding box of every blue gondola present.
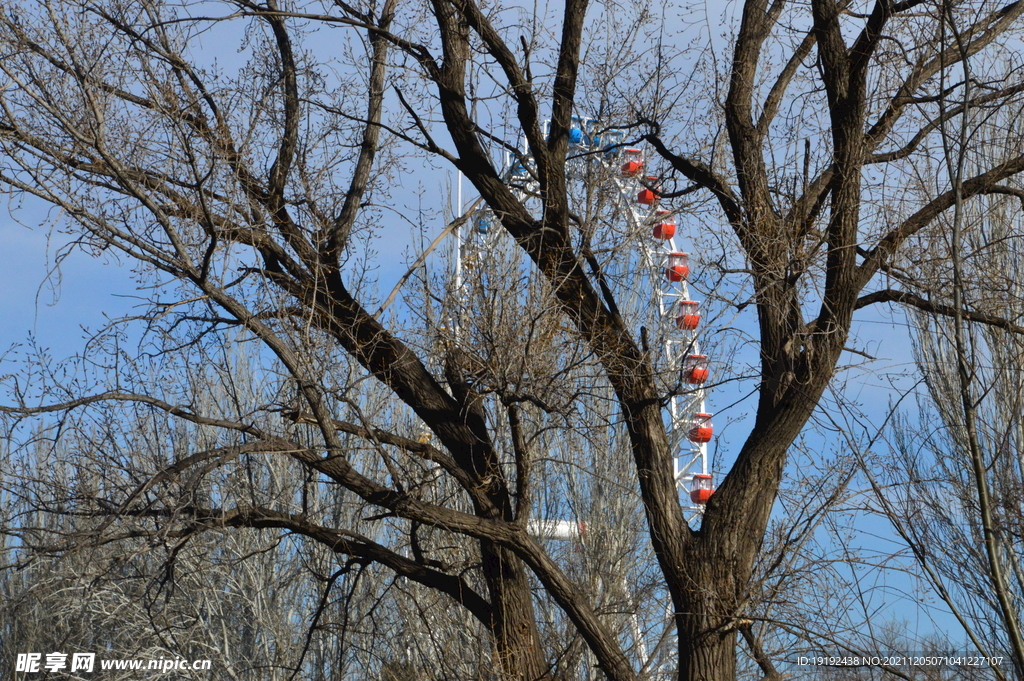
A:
[474,211,492,235]
[601,129,626,159]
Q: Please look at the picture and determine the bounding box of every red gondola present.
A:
[653,211,676,239]
[684,354,709,384]
[688,413,713,443]
[665,252,689,281]
[676,300,700,331]
[638,176,659,205]
[621,148,643,178]
[690,474,714,504]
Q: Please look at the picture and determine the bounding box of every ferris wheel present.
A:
[451,116,717,522]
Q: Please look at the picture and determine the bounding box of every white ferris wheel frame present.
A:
[448,118,713,535]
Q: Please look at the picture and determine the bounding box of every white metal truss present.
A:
[451,117,713,516]
[600,154,711,514]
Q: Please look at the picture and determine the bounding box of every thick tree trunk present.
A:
[678,626,737,681]
[675,514,757,681]
[481,542,548,680]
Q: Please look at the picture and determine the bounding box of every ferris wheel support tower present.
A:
[451,117,717,517]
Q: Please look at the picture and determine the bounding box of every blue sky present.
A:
[0,204,136,359]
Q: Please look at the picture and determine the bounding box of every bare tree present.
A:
[4,0,1024,679]
[866,7,1024,675]
[879,149,1024,681]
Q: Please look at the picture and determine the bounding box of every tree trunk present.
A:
[481,542,548,680]
[678,626,737,681]
[676,520,755,681]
